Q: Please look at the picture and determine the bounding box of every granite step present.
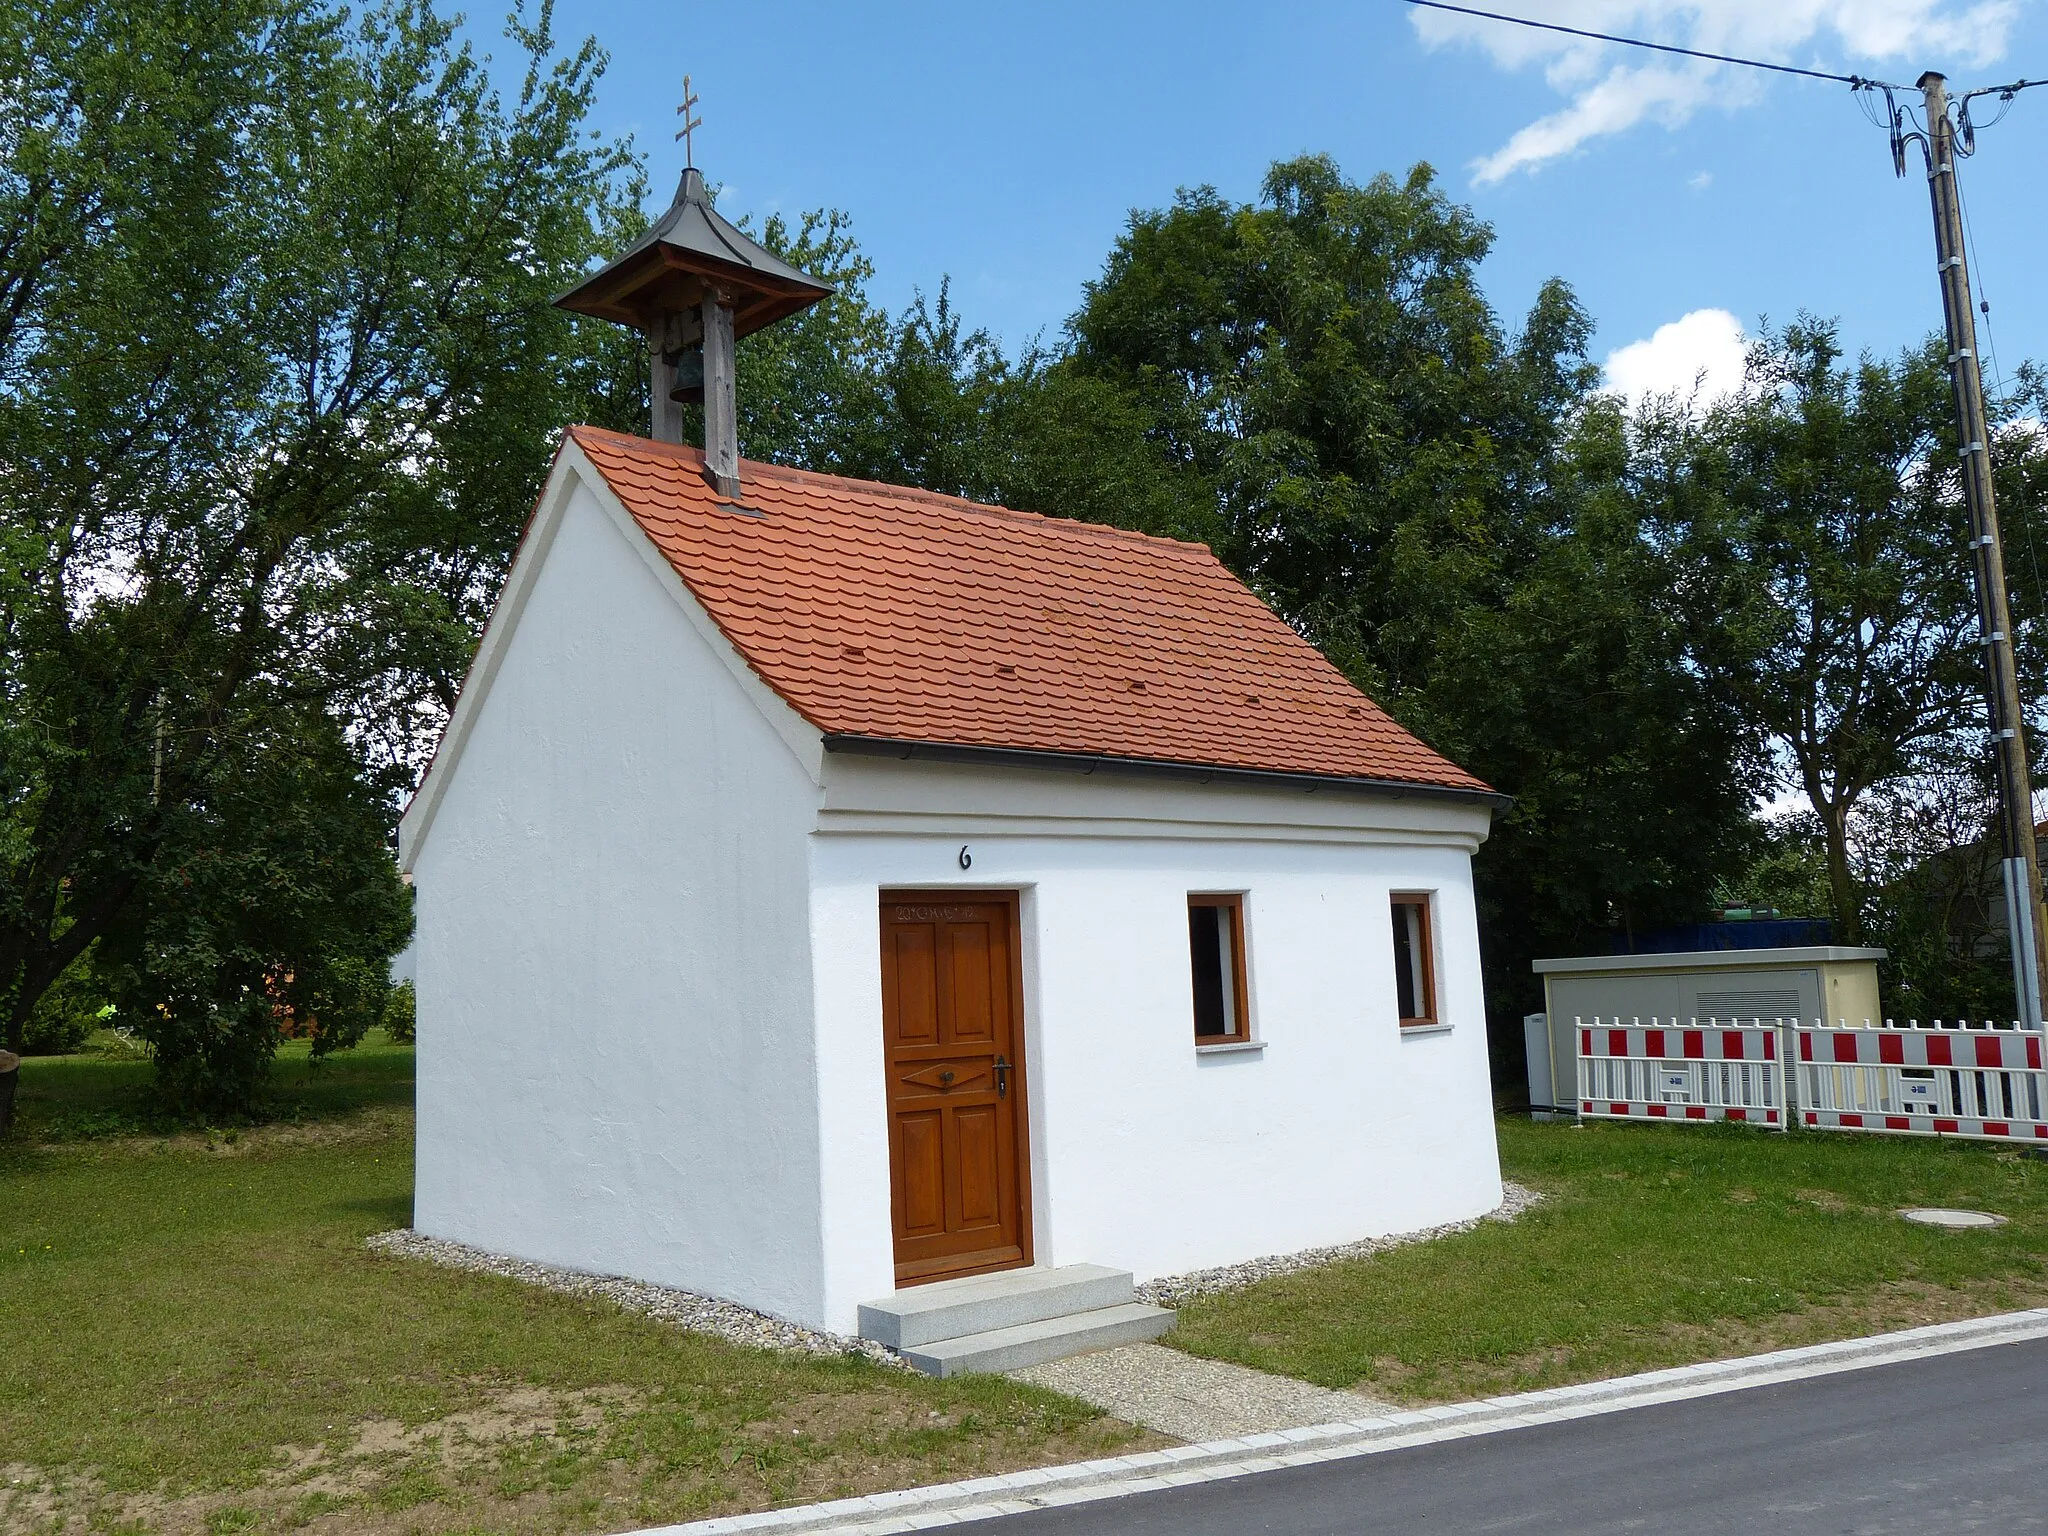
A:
[898,1301,1177,1377]
[857,1263,1136,1350]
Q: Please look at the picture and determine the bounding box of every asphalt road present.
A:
[962,1336,2048,1534]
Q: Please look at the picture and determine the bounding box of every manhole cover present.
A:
[1900,1208,2007,1229]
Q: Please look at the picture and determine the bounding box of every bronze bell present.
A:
[668,342,705,406]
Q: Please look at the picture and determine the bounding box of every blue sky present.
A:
[524,0,2048,403]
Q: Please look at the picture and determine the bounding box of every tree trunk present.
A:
[1821,801,1863,945]
[2,961,30,1055]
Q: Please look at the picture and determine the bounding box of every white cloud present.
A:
[1688,170,1715,190]
[1411,1,2021,183]
[1603,308,1750,408]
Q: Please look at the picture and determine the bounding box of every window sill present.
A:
[1195,1038,1267,1056]
[1399,1022,1454,1037]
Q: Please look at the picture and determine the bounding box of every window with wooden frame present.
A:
[1391,893,1438,1029]
[1187,894,1250,1043]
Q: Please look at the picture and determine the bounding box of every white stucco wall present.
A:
[407,476,830,1323]
[403,453,1503,1337]
[809,756,1503,1333]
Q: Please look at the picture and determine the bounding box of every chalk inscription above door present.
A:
[879,892,1032,1285]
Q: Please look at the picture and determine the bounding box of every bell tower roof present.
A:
[553,166,833,336]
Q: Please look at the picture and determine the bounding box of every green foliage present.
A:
[1715,813,1834,920]
[1643,321,2003,942]
[0,0,639,1109]
[732,247,1210,543]
[20,954,113,1056]
[382,978,417,1045]
[732,208,893,473]
[1068,157,1591,682]
[1440,396,1764,993]
[93,707,413,1113]
[1852,768,2016,1022]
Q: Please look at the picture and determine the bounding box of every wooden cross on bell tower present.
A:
[675,75,702,168]
[554,74,832,496]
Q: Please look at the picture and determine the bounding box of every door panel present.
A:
[954,1105,1000,1226]
[890,927,940,1044]
[881,893,1031,1284]
[897,1111,946,1236]
[946,923,995,1041]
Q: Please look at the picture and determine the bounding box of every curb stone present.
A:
[620,1305,2048,1535]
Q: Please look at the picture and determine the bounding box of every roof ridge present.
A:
[565,425,1210,555]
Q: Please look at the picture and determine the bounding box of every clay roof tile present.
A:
[565,426,1489,794]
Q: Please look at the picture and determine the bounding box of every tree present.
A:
[1438,397,1765,1013]
[1853,764,2014,1021]
[0,0,640,1105]
[1066,158,1589,692]
[731,246,1210,544]
[1658,321,2046,943]
[733,207,894,474]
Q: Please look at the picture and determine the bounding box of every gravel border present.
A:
[366,1229,907,1368]
[1135,1181,1544,1306]
[369,1183,1541,1359]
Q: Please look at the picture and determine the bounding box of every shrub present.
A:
[96,710,414,1116]
[22,957,115,1056]
[382,980,416,1045]
[23,1003,93,1056]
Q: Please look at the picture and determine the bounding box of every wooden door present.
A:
[880,892,1032,1284]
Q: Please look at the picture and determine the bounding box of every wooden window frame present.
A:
[1188,893,1252,1045]
[1391,892,1439,1030]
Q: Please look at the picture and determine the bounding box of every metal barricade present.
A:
[1575,1019,1786,1128]
[1796,1021,2048,1142]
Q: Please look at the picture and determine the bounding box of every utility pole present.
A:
[1916,71,2048,1028]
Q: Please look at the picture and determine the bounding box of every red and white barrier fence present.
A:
[1573,1017,2048,1143]
[1796,1021,2048,1141]
[1575,1021,1786,1128]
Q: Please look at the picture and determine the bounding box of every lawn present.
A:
[1169,1116,2048,1402]
[15,1047,2048,1536]
[0,1038,1154,1536]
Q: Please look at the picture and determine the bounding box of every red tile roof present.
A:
[566,427,1489,795]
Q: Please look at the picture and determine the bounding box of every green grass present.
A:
[21,1045,2048,1532]
[8,1031,418,1141]
[1167,1116,2048,1401]
[0,1039,1152,1536]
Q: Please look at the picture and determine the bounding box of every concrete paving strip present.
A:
[1009,1342,1394,1442]
[616,1305,2048,1536]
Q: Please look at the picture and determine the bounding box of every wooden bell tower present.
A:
[554,153,832,500]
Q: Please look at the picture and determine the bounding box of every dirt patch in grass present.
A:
[333,1384,644,1468]
[3,1379,1163,1536]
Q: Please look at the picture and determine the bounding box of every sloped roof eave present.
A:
[821,734,1509,813]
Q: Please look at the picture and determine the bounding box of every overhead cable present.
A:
[1398,0,1901,88]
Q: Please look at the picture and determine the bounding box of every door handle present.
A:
[993,1056,1011,1098]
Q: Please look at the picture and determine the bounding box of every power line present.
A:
[1398,0,1898,88]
